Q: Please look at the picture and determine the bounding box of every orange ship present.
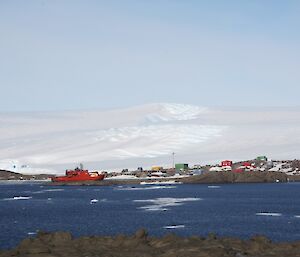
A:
[52,166,105,182]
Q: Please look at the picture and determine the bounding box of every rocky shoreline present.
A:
[181,171,289,184]
[49,171,292,186]
[1,230,300,257]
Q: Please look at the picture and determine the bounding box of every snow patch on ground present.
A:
[145,103,207,122]
[106,175,139,180]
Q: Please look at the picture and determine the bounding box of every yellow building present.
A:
[151,166,163,171]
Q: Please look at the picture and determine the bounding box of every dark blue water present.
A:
[1,182,300,249]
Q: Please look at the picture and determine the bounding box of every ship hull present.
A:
[52,172,105,182]
[52,175,104,182]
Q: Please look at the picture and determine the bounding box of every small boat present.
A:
[52,167,105,182]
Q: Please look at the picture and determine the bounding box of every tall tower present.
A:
[172,152,175,169]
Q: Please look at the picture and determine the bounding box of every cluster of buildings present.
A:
[106,156,300,179]
[209,156,269,172]
[106,163,203,179]
[2,156,300,181]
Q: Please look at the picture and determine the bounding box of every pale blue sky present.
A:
[0,0,300,111]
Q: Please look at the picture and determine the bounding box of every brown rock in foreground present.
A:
[1,230,300,257]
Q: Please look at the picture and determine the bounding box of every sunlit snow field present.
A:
[0,103,300,174]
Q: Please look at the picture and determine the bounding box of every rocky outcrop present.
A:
[182,171,288,184]
[0,170,23,180]
[288,175,300,182]
[0,170,52,181]
[1,230,300,257]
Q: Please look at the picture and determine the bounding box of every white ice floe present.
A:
[294,215,300,218]
[2,196,33,201]
[163,225,185,229]
[115,186,177,191]
[140,180,182,185]
[134,197,201,211]
[33,188,65,194]
[256,212,282,217]
[27,232,37,235]
[207,186,220,188]
[13,196,32,200]
[43,189,64,192]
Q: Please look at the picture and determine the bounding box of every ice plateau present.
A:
[0,103,299,174]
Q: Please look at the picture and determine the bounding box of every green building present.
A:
[175,163,189,171]
[256,156,268,161]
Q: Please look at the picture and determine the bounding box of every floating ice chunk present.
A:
[140,180,182,185]
[13,196,32,200]
[208,185,219,188]
[2,196,32,201]
[43,189,64,192]
[163,225,185,229]
[137,204,170,211]
[33,188,65,194]
[134,197,201,211]
[115,186,176,191]
[256,212,282,217]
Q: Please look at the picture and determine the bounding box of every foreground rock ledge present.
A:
[1,230,300,257]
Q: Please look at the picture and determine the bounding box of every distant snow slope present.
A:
[0,103,299,174]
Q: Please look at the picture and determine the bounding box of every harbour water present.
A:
[1,182,300,249]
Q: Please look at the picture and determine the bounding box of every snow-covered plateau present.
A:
[0,103,299,174]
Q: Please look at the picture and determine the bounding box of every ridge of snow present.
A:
[144,103,207,122]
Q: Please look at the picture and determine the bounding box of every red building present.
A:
[243,162,251,167]
[221,160,233,167]
[243,162,255,168]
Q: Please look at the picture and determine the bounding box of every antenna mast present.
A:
[172,152,175,169]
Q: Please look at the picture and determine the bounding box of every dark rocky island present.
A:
[0,170,52,181]
[1,230,300,257]
[182,171,288,184]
